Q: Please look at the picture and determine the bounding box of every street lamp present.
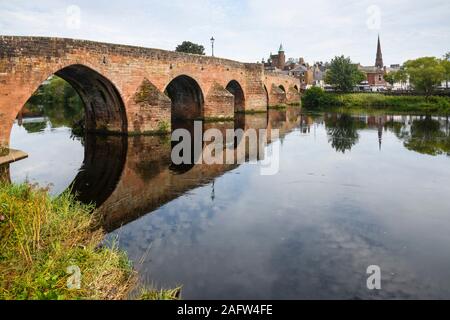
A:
[210,37,215,57]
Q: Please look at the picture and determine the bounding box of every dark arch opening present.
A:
[55,64,127,134]
[279,85,286,93]
[226,80,246,112]
[9,65,127,199]
[294,85,299,92]
[70,135,127,208]
[165,75,204,122]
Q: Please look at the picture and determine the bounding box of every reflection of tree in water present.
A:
[21,76,85,131]
[396,117,450,156]
[22,121,47,133]
[384,120,405,138]
[325,114,365,154]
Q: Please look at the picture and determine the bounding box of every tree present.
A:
[325,55,366,92]
[302,87,326,108]
[398,117,450,156]
[394,68,408,90]
[384,72,396,87]
[404,57,444,97]
[175,41,205,55]
[325,113,364,153]
[441,59,450,89]
[444,52,450,61]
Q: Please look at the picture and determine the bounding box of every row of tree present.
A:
[385,55,450,96]
[322,113,450,155]
[325,53,450,96]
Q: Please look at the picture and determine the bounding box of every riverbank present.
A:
[0,183,180,300]
[302,90,450,115]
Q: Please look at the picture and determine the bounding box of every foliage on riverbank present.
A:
[0,183,180,300]
[0,147,8,157]
[23,76,85,131]
[302,88,450,114]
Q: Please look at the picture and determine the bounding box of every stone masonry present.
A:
[0,36,300,147]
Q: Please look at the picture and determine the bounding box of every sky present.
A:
[1,0,449,66]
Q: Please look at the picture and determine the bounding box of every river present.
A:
[3,107,450,299]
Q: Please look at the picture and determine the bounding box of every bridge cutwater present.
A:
[0,36,301,148]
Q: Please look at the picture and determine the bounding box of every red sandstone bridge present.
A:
[0,36,300,148]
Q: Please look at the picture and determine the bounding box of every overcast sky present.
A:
[1,0,449,65]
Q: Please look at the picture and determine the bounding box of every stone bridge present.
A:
[0,36,300,148]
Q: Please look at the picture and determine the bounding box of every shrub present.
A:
[302,87,323,108]
[0,147,9,157]
[158,120,170,134]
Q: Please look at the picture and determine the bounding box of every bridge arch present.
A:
[279,85,286,93]
[165,75,204,121]
[226,80,246,113]
[4,64,128,147]
[52,64,126,134]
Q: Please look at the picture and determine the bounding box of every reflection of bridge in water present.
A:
[93,109,301,231]
[1,108,302,232]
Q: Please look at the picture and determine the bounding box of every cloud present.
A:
[0,0,449,64]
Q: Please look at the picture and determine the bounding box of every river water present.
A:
[3,108,450,299]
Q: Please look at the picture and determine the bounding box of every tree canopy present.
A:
[325,55,366,92]
[384,72,396,86]
[403,57,444,96]
[175,41,205,55]
[441,58,450,89]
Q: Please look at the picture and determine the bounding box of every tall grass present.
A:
[302,90,450,115]
[333,93,450,114]
[0,183,180,300]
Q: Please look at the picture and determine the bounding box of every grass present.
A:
[268,105,288,110]
[333,93,450,114]
[204,116,235,123]
[236,109,267,114]
[0,183,180,300]
[139,287,182,300]
[303,91,450,115]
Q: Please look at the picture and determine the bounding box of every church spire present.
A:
[375,35,384,68]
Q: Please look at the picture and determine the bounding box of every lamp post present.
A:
[210,37,215,57]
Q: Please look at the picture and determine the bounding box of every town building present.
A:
[264,44,286,70]
[290,58,314,90]
[358,36,387,89]
[263,45,328,90]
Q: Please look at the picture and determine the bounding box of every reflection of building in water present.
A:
[299,114,316,134]
[267,109,301,139]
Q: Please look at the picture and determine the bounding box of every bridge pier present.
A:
[269,84,288,106]
[129,79,172,133]
[204,83,235,120]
